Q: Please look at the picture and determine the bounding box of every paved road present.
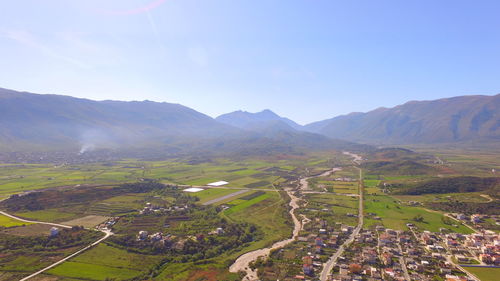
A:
[319,165,364,281]
[202,189,249,205]
[396,233,411,281]
[0,210,72,229]
[446,256,481,281]
[0,205,113,281]
[19,229,113,281]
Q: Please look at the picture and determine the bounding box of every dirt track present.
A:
[229,168,341,280]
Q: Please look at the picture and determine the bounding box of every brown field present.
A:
[1,224,53,236]
[62,215,108,228]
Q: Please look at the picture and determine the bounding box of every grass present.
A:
[0,213,32,227]
[62,215,109,228]
[393,192,493,204]
[71,243,162,271]
[0,157,308,198]
[14,209,78,222]
[463,267,500,281]
[190,188,239,204]
[224,193,271,215]
[364,194,473,234]
[2,224,53,236]
[47,261,141,280]
[223,191,291,254]
[301,193,359,226]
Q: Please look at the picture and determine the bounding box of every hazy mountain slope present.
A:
[305,94,500,145]
[0,88,238,150]
[216,109,303,130]
[0,88,370,154]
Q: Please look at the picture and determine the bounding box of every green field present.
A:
[14,209,78,223]
[464,267,500,281]
[190,188,241,204]
[224,193,271,215]
[71,243,161,271]
[47,261,141,280]
[224,191,291,252]
[0,214,32,227]
[0,155,333,198]
[300,193,359,226]
[364,194,473,234]
[393,192,492,204]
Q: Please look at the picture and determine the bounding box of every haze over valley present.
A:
[1,1,499,281]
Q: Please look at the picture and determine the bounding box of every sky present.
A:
[1,0,499,124]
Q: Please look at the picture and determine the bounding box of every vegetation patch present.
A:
[463,267,500,281]
[62,215,109,228]
[363,195,473,233]
[47,261,141,280]
[239,191,266,200]
[224,193,270,215]
[244,181,271,188]
[0,214,32,228]
[396,176,499,195]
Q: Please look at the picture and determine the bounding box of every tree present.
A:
[413,214,424,222]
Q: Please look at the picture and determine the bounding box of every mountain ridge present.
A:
[304,94,500,145]
[0,88,368,155]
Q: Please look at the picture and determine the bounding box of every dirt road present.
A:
[229,167,341,280]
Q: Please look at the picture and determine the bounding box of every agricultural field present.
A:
[0,213,32,227]
[189,188,247,205]
[47,261,141,280]
[222,191,291,253]
[393,192,493,204]
[0,153,339,199]
[14,209,79,223]
[1,224,53,237]
[0,226,103,280]
[62,215,109,228]
[463,266,500,281]
[299,193,359,227]
[363,194,473,234]
[46,243,161,280]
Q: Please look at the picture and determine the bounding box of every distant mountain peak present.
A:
[216,109,302,131]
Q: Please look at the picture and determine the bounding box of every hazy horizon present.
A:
[1,0,499,123]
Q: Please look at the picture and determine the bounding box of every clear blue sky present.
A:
[1,0,499,124]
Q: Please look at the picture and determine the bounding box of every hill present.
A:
[305,94,500,145]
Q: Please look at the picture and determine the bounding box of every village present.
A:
[289,219,499,281]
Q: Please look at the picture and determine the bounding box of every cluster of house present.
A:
[135,227,225,249]
[443,231,500,265]
[322,225,486,281]
[139,202,189,215]
[453,213,500,229]
[97,217,118,230]
[328,228,411,281]
[294,220,352,279]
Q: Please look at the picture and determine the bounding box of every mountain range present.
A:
[0,88,363,155]
[0,87,498,154]
[304,94,500,145]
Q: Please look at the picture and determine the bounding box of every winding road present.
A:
[0,203,113,281]
[229,168,342,280]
